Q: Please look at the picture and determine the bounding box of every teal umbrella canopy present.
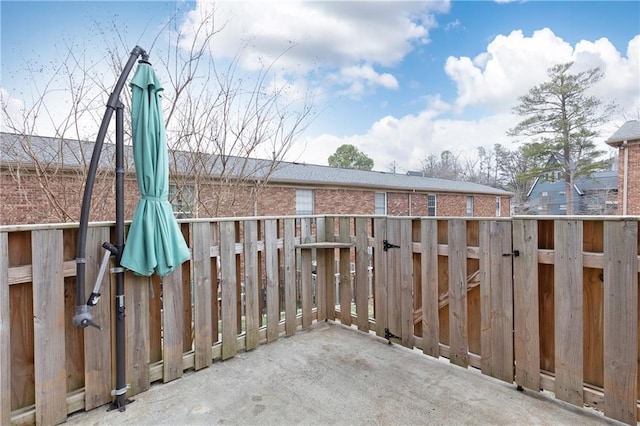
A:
[121,63,190,276]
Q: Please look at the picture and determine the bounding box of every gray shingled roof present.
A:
[1,132,511,196]
[606,120,640,145]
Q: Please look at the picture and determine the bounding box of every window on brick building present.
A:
[375,192,387,215]
[495,197,501,217]
[169,183,195,218]
[296,189,314,215]
[427,194,436,216]
[466,196,474,217]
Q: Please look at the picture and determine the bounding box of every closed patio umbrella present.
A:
[121,62,189,276]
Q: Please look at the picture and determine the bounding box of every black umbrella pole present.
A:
[109,103,130,411]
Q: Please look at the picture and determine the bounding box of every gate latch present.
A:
[383,240,400,251]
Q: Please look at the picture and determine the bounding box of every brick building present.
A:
[1,133,511,225]
[606,120,640,215]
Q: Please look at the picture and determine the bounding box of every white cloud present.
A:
[444,29,640,115]
[178,0,448,93]
[445,28,574,111]
[293,111,518,173]
[291,30,639,172]
[329,64,399,98]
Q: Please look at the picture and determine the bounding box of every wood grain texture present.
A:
[386,219,401,339]
[339,217,352,326]
[162,268,184,383]
[399,219,414,348]
[0,233,10,425]
[244,220,260,350]
[512,219,541,392]
[220,221,238,360]
[355,217,369,332]
[32,229,66,425]
[315,217,327,322]
[283,219,297,335]
[324,217,336,321]
[490,221,514,382]
[301,218,313,329]
[265,219,280,342]
[448,220,468,368]
[421,220,439,357]
[125,273,150,396]
[374,218,387,337]
[603,220,638,424]
[192,222,213,369]
[554,220,583,406]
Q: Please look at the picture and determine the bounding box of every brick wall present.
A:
[617,144,640,214]
[315,189,373,215]
[1,169,512,225]
[1,170,139,224]
[437,194,467,216]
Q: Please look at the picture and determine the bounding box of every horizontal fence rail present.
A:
[1,215,639,425]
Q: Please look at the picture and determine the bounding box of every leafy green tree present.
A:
[508,62,615,214]
[328,144,374,170]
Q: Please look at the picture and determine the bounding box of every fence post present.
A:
[32,229,66,425]
[0,232,10,426]
[554,220,584,406]
[603,220,638,424]
[512,219,541,392]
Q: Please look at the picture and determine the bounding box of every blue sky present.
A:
[1,1,639,172]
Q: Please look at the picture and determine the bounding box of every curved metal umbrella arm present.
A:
[74,45,147,325]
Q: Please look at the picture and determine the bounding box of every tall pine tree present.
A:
[509,62,615,214]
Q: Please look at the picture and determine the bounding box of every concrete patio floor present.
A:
[66,322,618,425]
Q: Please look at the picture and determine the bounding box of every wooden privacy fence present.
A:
[1,216,638,425]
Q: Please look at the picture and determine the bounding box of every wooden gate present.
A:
[373,218,414,348]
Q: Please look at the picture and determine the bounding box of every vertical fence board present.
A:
[387,219,401,339]
[512,219,540,391]
[0,233,10,425]
[283,219,297,335]
[192,222,213,370]
[491,221,514,382]
[149,276,162,365]
[339,218,352,326]
[162,268,184,383]
[324,217,336,320]
[125,273,150,396]
[182,261,193,353]
[374,218,387,337]
[421,220,439,357]
[316,218,327,322]
[554,220,583,406]
[479,221,492,375]
[448,220,468,368]
[265,219,280,342]
[301,218,313,328]
[400,219,414,348]
[83,227,112,409]
[32,229,66,425]
[244,220,260,350]
[355,217,369,332]
[220,221,238,360]
[603,220,638,424]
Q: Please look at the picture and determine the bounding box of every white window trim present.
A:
[375,192,387,215]
[466,196,474,217]
[495,197,501,217]
[427,194,437,217]
[296,189,314,215]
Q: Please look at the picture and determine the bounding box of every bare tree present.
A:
[1,7,315,223]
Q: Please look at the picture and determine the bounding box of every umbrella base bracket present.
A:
[107,397,134,413]
[111,384,130,396]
